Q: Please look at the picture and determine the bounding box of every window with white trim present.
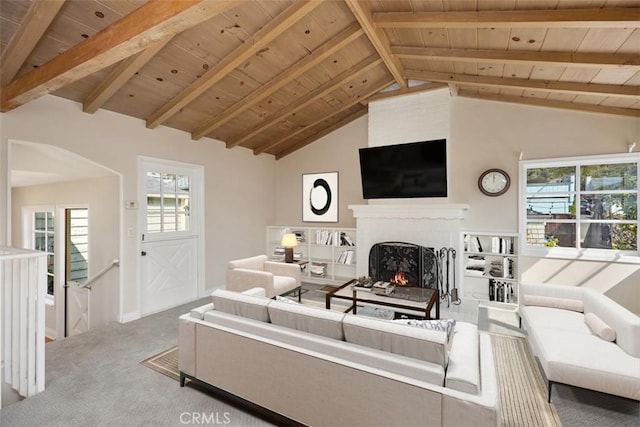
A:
[520,153,638,257]
[32,210,55,296]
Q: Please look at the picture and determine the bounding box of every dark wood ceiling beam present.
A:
[83,37,173,114]
[405,69,640,99]
[258,77,393,156]
[458,90,640,118]
[392,46,640,69]
[0,0,66,86]
[191,23,364,140]
[344,0,406,88]
[363,82,446,104]
[373,8,640,29]
[231,55,382,150]
[1,0,244,112]
[275,108,368,160]
[145,0,320,129]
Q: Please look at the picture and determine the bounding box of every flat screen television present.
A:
[358,139,447,199]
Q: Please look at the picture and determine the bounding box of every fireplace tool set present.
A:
[438,247,461,307]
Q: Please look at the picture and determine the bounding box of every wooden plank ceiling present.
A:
[1,0,638,160]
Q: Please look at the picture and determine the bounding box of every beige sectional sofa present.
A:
[520,282,640,402]
[179,288,501,426]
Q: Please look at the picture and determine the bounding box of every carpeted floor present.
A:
[2,290,638,427]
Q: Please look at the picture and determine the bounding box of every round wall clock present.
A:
[478,168,510,196]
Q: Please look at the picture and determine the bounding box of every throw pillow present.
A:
[393,318,456,342]
[584,312,616,342]
[275,295,298,304]
[522,294,584,312]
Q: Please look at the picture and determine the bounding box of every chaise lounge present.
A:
[519,282,640,402]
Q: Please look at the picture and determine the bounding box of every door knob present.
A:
[141,251,147,256]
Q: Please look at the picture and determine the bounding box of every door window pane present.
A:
[35,212,46,230]
[146,170,191,234]
[162,174,176,193]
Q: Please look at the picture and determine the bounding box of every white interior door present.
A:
[65,208,90,337]
[140,158,202,315]
[66,286,89,336]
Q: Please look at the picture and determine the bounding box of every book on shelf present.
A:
[273,246,302,260]
[314,230,355,247]
[465,235,484,253]
[489,279,515,303]
[309,261,328,277]
[292,230,306,243]
[336,249,355,264]
[491,237,514,254]
[340,232,355,246]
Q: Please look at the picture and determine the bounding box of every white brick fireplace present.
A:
[349,204,469,278]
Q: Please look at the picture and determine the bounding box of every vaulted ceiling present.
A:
[1,0,638,159]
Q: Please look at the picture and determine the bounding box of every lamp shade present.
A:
[281,233,298,248]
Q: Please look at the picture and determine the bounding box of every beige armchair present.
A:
[226,255,301,300]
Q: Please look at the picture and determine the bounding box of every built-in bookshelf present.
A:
[266,226,357,285]
[461,231,519,309]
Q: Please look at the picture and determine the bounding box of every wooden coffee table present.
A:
[326,279,439,320]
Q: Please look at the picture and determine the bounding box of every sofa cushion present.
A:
[520,305,591,335]
[445,322,479,394]
[342,314,449,367]
[211,289,270,322]
[523,294,584,312]
[268,300,345,340]
[584,312,616,342]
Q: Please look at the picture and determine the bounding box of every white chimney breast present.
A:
[349,204,469,277]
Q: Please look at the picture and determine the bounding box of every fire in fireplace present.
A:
[368,241,438,288]
[390,271,409,286]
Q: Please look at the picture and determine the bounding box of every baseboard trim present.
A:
[120,311,140,323]
[45,326,57,340]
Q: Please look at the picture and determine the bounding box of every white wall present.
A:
[11,175,120,338]
[451,96,640,313]
[0,95,276,321]
[275,114,368,228]
[449,96,638,231]
[274,92,640,313]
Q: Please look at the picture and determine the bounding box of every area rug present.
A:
[140,346,179,381]
[141,334,561,426]
[489,333,562,427]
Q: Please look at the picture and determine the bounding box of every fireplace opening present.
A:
[368,242,438,288]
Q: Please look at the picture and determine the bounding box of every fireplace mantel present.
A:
[349,204,469,220]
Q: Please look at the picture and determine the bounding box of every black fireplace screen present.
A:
[368,242,438,288]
